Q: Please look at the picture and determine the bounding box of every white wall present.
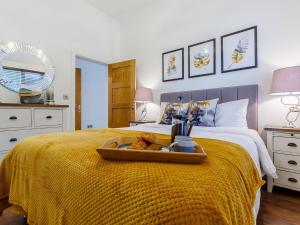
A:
[76,58,107,129]
[120,0,300,131]
[0,0,120,130]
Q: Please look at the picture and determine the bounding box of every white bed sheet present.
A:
[122,123,277,221]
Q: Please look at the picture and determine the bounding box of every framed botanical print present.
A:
[221,26,257,73]
[188,39,216,78]
[162,48,184,82]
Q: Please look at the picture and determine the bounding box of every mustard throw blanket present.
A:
[0,129,264,225]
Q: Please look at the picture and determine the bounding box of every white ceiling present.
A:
[83,0,152,18]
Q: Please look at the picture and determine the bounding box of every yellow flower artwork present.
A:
[188,39,216,77]
[193,51,210,68]
[167,54,177,76]
[221,26,257,73]
[163,48,184,82]
[228,37,249,69]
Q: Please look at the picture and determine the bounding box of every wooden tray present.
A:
[97,137,207,164]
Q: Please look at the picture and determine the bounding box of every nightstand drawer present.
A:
[275,170,300,190]
[274,153,300,171]
[274,132,300,138]
[274,137,300,154]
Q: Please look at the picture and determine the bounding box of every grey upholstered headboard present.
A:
[160,85,258,130]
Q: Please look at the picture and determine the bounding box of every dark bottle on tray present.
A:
[171,97,192,143]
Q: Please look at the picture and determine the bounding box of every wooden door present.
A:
[108,59,136,128]
[75,68,82,130]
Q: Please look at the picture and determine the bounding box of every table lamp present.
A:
[135,87,153,121]
[270,66,300,127]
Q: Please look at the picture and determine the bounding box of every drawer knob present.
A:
[9,116,18,120]
[288,160,298,165]
[46,115,53,119]
[288,143,298,147]
[288,178,298,183]
[9,138,18,142]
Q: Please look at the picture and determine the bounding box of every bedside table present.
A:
[129,120,156,127]
[265,126,300,192]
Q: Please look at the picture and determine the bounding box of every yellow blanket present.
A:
[0,129,264,225]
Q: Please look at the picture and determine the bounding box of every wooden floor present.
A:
[1,186,300,225]
[257,186,300,225]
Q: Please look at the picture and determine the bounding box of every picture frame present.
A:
[162,48,184,82]
[188,39,216,78]
[221,26,258,73]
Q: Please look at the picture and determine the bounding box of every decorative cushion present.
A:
[187,99,219,127]
[159,102,189,125]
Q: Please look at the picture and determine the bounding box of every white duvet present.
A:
[123,123,277,179]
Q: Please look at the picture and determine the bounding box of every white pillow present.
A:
[215,99,249,128]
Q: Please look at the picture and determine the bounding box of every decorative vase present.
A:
[46,86,55,105]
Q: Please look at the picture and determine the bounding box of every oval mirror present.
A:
[0,42,55,93]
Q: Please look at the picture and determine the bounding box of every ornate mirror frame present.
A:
[0,42,55,93]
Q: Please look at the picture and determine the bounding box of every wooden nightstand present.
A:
[129,120,156,127]
[265,125,300,192]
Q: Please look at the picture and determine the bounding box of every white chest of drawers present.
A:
[0,103,69,162]
[265,126,300,192]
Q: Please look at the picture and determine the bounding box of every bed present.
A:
[0,85,276,225]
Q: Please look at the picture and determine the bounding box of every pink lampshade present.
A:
[135,87,153,102]
[270,66,300,95]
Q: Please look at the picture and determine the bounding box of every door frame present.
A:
[75,68,82,130]
[70,51,108,131]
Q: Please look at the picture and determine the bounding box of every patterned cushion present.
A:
[187,99,219,127]
[159,103,189,125]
